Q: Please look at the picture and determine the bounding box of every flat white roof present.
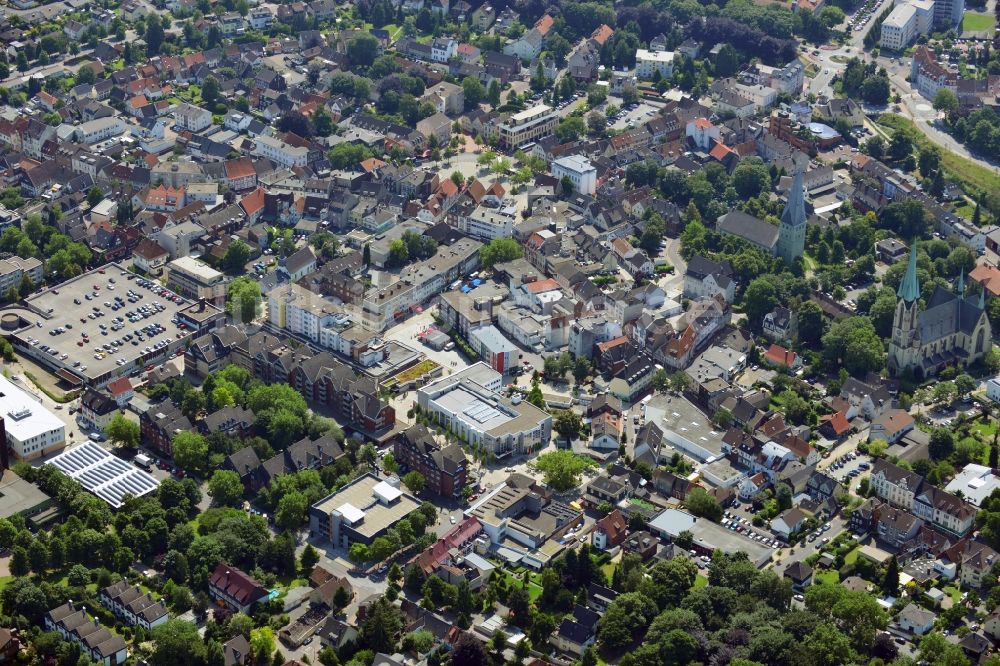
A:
[373,480,402,503]
[168,255,225,282]
[553,155,595,174]
[337,502,365,524]
[509,104,552,123]
[636,49,675,64]
[0,374,65,442]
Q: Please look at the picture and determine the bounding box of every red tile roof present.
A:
[225,158,256,181]
[590,24,614,45]
[821,411,851,436]
[240,187,266,217]
[970,264,1000,297]
[209,564,267,606]
[594,509,627,544]
[524,278,560,294]
[709,143,734,160]
[764,344,797,368]
[106,377,133,397]
[534,14,554,35]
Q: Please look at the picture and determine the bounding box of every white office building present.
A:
[498,105,558,149]
[0,373,66,460]
[552,155,597,195]
[635,49,675,80]
[880,0,933,50]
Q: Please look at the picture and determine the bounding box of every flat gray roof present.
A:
[312,474,420,539]
[0,469,51,517]
[8,263,196,386]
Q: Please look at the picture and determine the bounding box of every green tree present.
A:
[172,432,209,475]
[821,317,886,375]
[686,488,723,521]
[222,239,252,274]
[387,239,409,267]
[554,116,586,142]
[208,470,244,507]
[347,34,379,68]
[744,278,780,332]
[349,542,370,564]
[533,451,595,492]
[882,555,899,595]
[933,87,959,114]
[360,597,402,653]
[227,276,262,324]
[929,428,955,460]
[402,471,425,495]
[106,414,139,449]
[462,77,485,109]
[145,18,165,56]
[732,159,772,199]
[149,620,207,666]
[250,627,276,664]
[479,237,523,268]
[553,410,583,443]
[202,75,220,106]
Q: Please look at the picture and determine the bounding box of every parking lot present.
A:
[10,263,196,387]
[822,449,872,493]
[609,101,661,131]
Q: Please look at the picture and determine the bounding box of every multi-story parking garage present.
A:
[0,262,216,388]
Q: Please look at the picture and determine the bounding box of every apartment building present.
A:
[459,203,517,240]
[174,102,214,132]
[552,155,597,195]
[165,256,227,306]
[209,564,268,613]
[498,105,558,150]
[870,459,976,536]
[360,238,481,331]
[635,49,675,80]
[75,117,126,144]
[253,135,309,168]
[268,282,340,344]
[310,474,421,549]
[393,424,468,499]
[0,255,42,294]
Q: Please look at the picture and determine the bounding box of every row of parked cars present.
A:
[721,512,781,549]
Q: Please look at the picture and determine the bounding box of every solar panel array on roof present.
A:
[47,441,160,508]
[464,401,502,424]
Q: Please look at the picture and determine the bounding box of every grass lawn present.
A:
[963,12,996,31]
[844,546,860,566]
[799,56,819,79]
[694,575,709,589]
[502,571,543,602]
[879,114,1000,196]
[944,585,962,604]
[815,570,840,586]
[0,576,14,596]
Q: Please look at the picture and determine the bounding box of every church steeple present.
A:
[780,167,806,229]
[958,271,965,298]
[777,154,807,264]
[898,241,920,303]
[979,286,986,310]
